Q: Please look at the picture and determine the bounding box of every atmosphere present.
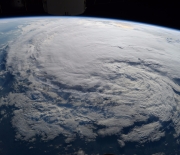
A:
[0,17,180,155]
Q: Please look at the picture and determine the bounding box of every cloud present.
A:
[77,149,86,155]
[1,17,180,145]
[121,122,165,143]
[117,139,125,148]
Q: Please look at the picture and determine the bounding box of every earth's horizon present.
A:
[0,16,180,155]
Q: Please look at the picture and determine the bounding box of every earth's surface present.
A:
[0,17,180,155]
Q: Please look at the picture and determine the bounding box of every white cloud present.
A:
[121,122,165,143]
[1,17,180,145]
[117,139,125,148]
[77,149,86,155]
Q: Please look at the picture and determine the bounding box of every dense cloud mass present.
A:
[0,18,180,146]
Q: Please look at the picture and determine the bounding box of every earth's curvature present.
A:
[0,17,180,155]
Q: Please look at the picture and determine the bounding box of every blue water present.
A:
[0,19,26,46]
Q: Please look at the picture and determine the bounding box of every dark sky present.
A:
[0,0,180,30]
[86,0,180,30]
